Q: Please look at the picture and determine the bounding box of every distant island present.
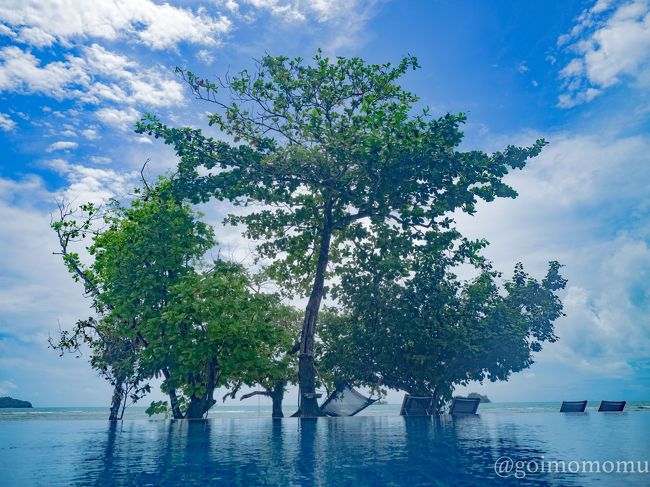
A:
[460,393,491,403]
[0,396,33,408]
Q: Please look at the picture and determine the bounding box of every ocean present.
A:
[1,400,649,420]
[1,402,649,486]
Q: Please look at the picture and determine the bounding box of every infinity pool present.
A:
[1,412,648,486]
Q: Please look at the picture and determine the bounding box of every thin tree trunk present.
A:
[298,198,333,417]
[108,383,123,421]
[119,384,129,420]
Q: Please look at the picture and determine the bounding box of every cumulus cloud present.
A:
[197,49,215,64]
[232,0,381,49]
[135,136,154,144]
[455,132,650,380]
[557,0,650,107]
[0,46,88,99]
[252,0,378,24]
[549,237,650,376]
[81,129,100,140]
[0,175,131,405]
[0,112,16,131]
[45,159,138,204]
[89,156,112,165]
[95,107,140,131]
[46,141,78,152]
[0,45,185,110]
[0,0,231,49]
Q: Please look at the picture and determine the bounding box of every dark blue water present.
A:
[1,413,649,486]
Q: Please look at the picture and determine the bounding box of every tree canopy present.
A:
[52,178,297,419]
[319,255,566,409]
[137,51,549,416]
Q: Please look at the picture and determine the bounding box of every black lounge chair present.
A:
[450,397,480,415]
[319,383,378,417]
[560,400,587,412]
[400,394,435,416]
[598,400,625,412]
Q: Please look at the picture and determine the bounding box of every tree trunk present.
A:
[271,380,285,418]
[186,396,208,419]
[185,359,218,419]
[108,383,123,421]
[298,198,333,417]
[162,367,184,419]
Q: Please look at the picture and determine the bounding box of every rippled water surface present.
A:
[1,412,649,486]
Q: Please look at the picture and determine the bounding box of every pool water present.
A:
[1,412,648,486]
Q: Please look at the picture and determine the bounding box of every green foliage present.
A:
[52,178,297,418]
[137,51,547,297]
[319,256,566,403]
[135,51,557,412]
[158,260,296,416]
[146,400,169,417]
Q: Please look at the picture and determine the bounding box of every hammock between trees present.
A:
[319,383,378,417]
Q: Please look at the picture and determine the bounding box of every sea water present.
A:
[1,403,649,486]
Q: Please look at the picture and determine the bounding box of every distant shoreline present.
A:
[0,397,32,408]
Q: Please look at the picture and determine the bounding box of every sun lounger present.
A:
[598,400,625,412]
[399,394,435,416]
[560,400,587,412]
[450,397,480,415]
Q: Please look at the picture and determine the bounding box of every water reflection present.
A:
[7,413,646,486]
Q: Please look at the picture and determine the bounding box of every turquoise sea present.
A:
[1,402,649,486]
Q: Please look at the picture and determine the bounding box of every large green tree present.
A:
[156,261,295,419]
[51,181,213,418]
[51,201,148,420]
[319,239,567,409]
[137,51,547,416]
[52,179,293,419]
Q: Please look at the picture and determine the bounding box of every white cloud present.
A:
[197,49,215,64]
[558,0,650,107]
[89,156,112,165]
[235,0,381,49]
[455,131,650,379]
[81,129,100,140]
[0,380,17,395]
[0,44,185,109]
[244,0,305,21]
[0,22,16,39]
[95,107,140,131]
[16,26,56,47]
[0,112,16,131]
[45,159,137,205]
[0,46,88,100]
[135,136,153,144]
[80,45,186,108]
[46,141,78,152]
[0,0,231,49]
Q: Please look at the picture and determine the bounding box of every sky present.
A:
[0,0,649,407]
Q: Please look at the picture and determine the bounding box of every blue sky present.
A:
[0,0,649,407]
